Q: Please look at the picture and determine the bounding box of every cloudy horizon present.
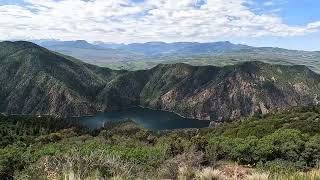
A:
[1,0,320,50]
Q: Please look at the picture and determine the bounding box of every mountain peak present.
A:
[145,41,167,45]
[36,40,105,50]
[0,41,45,58]
[1,41,42,49]
[73,40,90,44]
[215,41,232,44]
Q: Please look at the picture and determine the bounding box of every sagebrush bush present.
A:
[158,149,203,179]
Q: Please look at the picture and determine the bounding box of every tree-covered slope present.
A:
[0,41,116,117]
[1,41,320,121]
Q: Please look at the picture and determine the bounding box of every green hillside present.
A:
[1,41,320,121]
[0,41,113,117]
[1,106,320,179]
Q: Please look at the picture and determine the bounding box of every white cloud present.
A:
[0,0,319,42]
[308,21,320,29]
[263,1,274,6]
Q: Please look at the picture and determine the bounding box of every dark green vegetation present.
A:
[1,41,320,122]
[1,106,320,179]
[0,115,85,148]
[0,41,112,116]
[202,106,320,169]
[34,40,320,73]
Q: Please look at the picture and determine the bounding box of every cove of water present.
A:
[78,107,210,131]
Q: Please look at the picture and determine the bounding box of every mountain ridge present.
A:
[1,41,320,121]
[28,39,320,73]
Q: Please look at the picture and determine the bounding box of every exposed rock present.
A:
[1,41,320,122]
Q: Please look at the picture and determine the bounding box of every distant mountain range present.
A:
[31,39,320,72]
[32,40,143,65]
[1,41,320,121]
[113,41,250,55]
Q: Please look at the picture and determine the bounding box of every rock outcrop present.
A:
[1,41,320,121]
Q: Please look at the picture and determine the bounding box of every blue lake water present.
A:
[79,107,210,131]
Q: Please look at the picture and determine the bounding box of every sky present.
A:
[0,0,320,50]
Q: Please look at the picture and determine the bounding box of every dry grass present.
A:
[306,169,320,179]
[178,165,196,180]
[13,149,320,180]
[14,149,140,180]
[195,168,228,180]
[273,169,320,180]
[245,172,270,180]
[157,150,203,179]
[217,163,252,180]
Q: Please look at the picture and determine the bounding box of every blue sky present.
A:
[0,0,320,50]
[233,0,320,50]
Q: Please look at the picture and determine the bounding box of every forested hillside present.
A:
[1,106,320,179]
[1,41,320,121]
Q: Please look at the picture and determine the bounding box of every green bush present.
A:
[3,107,320,178]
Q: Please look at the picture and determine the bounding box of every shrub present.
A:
[35,133,62,144]
[164,134,188,157]
[255,129,306,164]
[191,135,208,151]
[0,145,26,179]
[158,149,203,179]
[230,136,259,164]
[303,135,320,167]
[205,139,219,166]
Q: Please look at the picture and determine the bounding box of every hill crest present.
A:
[0,41,319,121]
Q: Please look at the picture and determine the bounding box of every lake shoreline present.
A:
[78,107,211,130]
[136,105,207,121]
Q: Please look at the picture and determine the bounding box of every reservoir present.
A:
[79,107,210,131]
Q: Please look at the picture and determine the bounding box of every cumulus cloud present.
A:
[308,21,320,29]
[0,0,319,42]
[263,1,274,6]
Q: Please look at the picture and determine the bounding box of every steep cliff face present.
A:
[141,62,320,120]
[1,41,320,121]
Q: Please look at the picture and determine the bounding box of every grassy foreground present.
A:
[1,106,320,179]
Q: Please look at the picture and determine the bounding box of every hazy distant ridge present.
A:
[31,40,320,72]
